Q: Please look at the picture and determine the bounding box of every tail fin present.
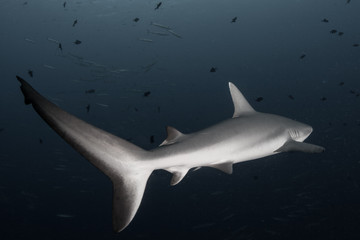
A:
[17,76,153,232]
[112,170,151,232]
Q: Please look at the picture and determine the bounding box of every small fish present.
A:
[28,70,33,78]
[147,29,169,36]
[299,54,306,59]
[142,61,157,73]
[346,0,351,4]
[58,43,63,52]
[321,97,327,101]
[86,104,90,113]
[338,32,344,36]
[150,135,155,143]
[73,40,82,45]
[85,89,95,94]
[72,19,78,27]
[222,213,235,222]
[47,37,60,44]
[288,95,294,100]
[339,82,345,86]
[353,43,359,47]
[110,69,129,73]
[25,38,35,44]
[231,17,237,23]
[210,67,217,72]
[255,97,264,102]
[43,64,55,70]
[143,61,157,69]
[155,2,162,10]
[96,103,109,108]
[133,17,140,22]
[350,90,359,97]
[39,138,43,144]
[139,38,153,43]
[150,22,171,30]
[63,1,66,8]
[167,29,182,38]
[144,91,151,97]
[321,18,329,23]
[330,29,337,34]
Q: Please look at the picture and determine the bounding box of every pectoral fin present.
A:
[275,141,325,153]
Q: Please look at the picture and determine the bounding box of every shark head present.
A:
[274,118,324,153]
[228,82,314,144]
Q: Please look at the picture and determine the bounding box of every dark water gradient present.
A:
[1,0,360,239]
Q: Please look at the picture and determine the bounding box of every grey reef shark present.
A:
[16,76,325,232]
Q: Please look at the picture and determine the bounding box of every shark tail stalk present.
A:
[16,76,153,232]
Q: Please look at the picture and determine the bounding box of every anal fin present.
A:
[166,168,189,186]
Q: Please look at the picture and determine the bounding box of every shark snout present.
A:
[289,124,313,142]
[298,125,313,141]
[304,126,313,136]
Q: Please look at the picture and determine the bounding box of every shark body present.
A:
[16,76,324,232]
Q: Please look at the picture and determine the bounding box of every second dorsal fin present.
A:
[159,126,187,146]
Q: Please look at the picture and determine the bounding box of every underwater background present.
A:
[1,0,360,239]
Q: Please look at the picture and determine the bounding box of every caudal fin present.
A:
[17,76,153,232]
[112,170,151,232]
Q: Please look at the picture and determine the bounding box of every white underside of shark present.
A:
[16,76,325,232]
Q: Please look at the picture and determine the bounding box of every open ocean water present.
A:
[1,0,360,239]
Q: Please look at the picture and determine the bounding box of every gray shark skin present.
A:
[16,76,324,232]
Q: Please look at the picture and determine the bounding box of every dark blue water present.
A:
[1,0,360,239]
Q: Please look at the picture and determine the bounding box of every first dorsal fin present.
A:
[228,82,255,118]
[159,126,186,146]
